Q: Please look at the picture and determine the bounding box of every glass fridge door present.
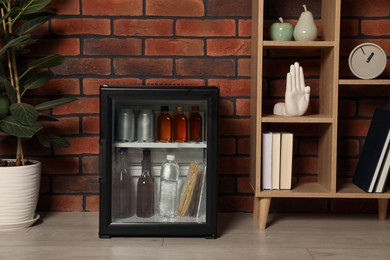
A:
[99,86,218,237]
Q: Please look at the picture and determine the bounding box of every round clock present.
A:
[348,43,387,79]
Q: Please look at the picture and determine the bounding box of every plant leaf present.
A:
[16,15,52,35]
[0,34,32,57]
[9,102,39,125]
[27,54,66,70]
[0,77,16,104]
[0,115,42,138]
[22,70,53,91]
[22,0,51,15]
[35,97,76,110]
[37,113,59,121]
[36,133,70,148]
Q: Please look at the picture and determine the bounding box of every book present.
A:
[262,132,273,190]
[352,106,390,192]
[374,141,390,193]
[280,132,293,189]
[271,133,281,190]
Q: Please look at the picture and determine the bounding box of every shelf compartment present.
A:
[337,183,390,199]
[255,182,331,198]
[263,41,336,49]
[261,114,334,123]
[114,141,207,149]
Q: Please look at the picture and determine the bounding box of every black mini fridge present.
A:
[99,86,219,238]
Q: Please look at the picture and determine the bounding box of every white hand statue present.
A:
[273,62,311,116]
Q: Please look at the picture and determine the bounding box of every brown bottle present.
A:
[189,105,202,142]
[173,106,187,142]
[157,106,172,142]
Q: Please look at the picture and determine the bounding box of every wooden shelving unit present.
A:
[250,0,389,230]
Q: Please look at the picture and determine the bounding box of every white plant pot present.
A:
[0,160,41,230]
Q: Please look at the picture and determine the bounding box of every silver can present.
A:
[137,109,155,142]
[116,107,135,142]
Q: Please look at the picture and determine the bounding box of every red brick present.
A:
[208,79,250,97]
[55,137,99,155]
[219,138,236,154]
[52,175,98,193]
[238,58,251,77]
[338,100,357,118]
[237,177,252,193]
[40,157,80,174]
[341,0,390,17]
[219,176,235,194]
[50,0,80,15]
[146,39,204,56]
[264,59,320,77]
[236,99,250,116]
[220,118,251,136]
[146,0,204,16]
[338,119,371,137]
[40,117,80,135]
[30,79,80,96]
[299,138,318,156]
[52,58,111,76]
[237,138,250,155]
[340,19,359,37]
[271,198,329,213]
[29,39,80,56]
[220,157,250,174]
[337,158,358,177]
[37,195,83,211]
[362,20,390,36]
[176,59,235,77]
[176,19,236,36]
[293,157,318,174]
[340,39,390,58]
[219,99,234,116]
[39,176,50,193]
[331,199,378,214]
[359,99,389,117]
[53,97,99,115]
[83,116,99,134]
[83,0,142,16]
[82,156,99,174]
[83,38,142,56]
[207,39,250,56]
[218,196,253,212]
[145,78,206,86]
[238,20,251,37]
[83,78,143,95]
[51,18,110,35]
[207,0,251,16]
[114,19,173,36]
[114,58,173,76]
[338,139,360,157]
[86,196,99,212]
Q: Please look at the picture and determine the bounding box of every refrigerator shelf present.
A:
[113,141,207,149]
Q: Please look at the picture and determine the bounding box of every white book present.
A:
[374,142,390,193]
[262,132,273,190]
[271,133,281,190]
[280,132,293,190]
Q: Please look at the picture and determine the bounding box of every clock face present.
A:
[348,43,387,79]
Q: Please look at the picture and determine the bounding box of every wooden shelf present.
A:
[263,40,336,49]
[114,141,207,148]
[339,79,390,85]
[261,114,333,123]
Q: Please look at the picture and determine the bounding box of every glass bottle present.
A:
[112,148,132,219]
[159,154,180,218]
[157,106,172,142]
[173,106,187,142]
[189,105,202,142]
[136,149,154,218]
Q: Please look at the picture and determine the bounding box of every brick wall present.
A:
[0,0,389,213]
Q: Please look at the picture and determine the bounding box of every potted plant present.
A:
[0,0,76,229]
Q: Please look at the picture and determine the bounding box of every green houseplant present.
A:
[0,0,76,228]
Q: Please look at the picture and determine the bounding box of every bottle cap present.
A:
[167,154,175,161]
[191,105,199,112]
[176,106,183,112]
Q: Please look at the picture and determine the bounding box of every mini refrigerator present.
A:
[99,85,219,238]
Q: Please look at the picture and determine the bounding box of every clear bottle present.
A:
[157,106,172,142]
[189,105,202,142]
[136,149,154,218]
[159,154,180,218]
[173,106,187,142]
[112,148,132,219]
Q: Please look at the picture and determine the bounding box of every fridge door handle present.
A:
[99,138,106,183]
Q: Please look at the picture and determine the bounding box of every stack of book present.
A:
[262,132,293,190]
[352,106,390,193]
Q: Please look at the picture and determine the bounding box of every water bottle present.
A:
[159,154,180,218]
[112,148,132,218]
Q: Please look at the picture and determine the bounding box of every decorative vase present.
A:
[0,160,41,230]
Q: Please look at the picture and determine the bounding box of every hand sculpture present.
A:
[273,62,311,116]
